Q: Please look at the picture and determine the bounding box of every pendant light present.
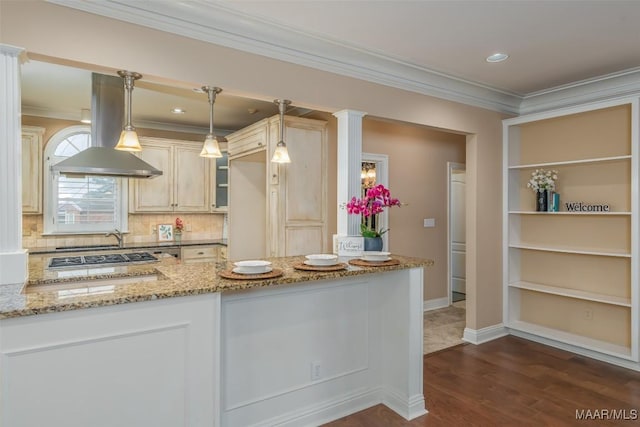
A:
[271,99,291,163]
[200,86,223,158]
[115,70,143,151]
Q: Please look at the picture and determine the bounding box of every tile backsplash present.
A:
[22,213,225,249]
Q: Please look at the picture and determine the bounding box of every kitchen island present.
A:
[0,254,432,427]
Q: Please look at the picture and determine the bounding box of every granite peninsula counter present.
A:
[1,254,433,426]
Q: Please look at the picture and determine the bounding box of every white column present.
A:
[0,44,28,287]
[333,109,367,236]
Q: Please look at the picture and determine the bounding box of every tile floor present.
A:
[424,300,466,354]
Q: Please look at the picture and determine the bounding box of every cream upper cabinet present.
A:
[130,137,210,213]
[21,126,45,214]
[227,115,327,260]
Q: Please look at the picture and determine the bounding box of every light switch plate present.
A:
[423,218,435,227]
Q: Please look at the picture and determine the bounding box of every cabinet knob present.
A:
[212,204,216,207]
[198,252,204,255]
[258,142,263,146]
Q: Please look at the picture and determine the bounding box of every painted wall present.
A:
[1,0,507,330]
[362,118,466,300]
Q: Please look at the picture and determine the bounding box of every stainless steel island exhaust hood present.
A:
[51,73,162,178]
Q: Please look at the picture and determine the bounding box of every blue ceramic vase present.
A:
[363,236,383,251]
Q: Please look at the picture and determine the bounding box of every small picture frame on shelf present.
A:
[158,224,173,242]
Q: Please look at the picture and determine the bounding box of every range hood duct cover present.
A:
[51,73,162,178]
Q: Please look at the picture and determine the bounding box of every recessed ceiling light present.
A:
[171,107,186,114]
[486,53,509,63]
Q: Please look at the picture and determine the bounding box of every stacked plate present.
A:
[361,251,391,262]
[233,260,272,275]
[304,254,339,266]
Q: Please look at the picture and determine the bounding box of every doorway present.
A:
[448,162,466,305]
[361,153,389,249]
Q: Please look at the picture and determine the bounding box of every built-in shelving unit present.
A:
[503,98,639,365]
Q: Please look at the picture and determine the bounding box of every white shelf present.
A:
[508,211,631,216]
[508,155,631,169]
[504,98,638,365]
[509,281,631,307]
[508,320,633,360]
[509,243,631,258]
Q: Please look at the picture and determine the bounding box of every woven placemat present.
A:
[348,258,401,267]
[219,268,283,280]
[293,262,349,272]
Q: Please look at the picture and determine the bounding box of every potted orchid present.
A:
[346,184,401,251]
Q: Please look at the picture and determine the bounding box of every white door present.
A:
[449,164,466,302]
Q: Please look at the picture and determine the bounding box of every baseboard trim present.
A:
[508,329,640,372]
[382,388,428,421]
[423,297,449,312]
[253,387,381,427]
[243,384,428,426]
[463,324,508,345]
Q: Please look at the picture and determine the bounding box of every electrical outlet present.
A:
[151,225,157,235]
[310,361,322,381]
[585,309,594,320]
[186,223,192,232]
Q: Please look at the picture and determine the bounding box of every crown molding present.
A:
[45,1,640,117]
[48,0,522,114]
[519,67,640,114]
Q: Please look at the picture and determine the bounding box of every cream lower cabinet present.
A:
[0,294,219,427]
[21,126,44,214]
[130,137,211,213]
[503,98,639,367]
[181,244,225,263]
[227,115,327,260]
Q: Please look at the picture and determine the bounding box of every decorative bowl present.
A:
[304,254,339,266]
[361,251,391,262]
[233,260,272,274]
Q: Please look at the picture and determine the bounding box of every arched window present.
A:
[44,126,128,234]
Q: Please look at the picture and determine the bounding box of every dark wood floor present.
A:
[323,336,640,426]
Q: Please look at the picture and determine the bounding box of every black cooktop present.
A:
[49,252,158,269]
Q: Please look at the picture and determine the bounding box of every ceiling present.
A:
[29,0,640,127]
[218,0,640,96]
[21,60,294,135]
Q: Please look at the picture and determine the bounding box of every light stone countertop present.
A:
[0,254,434,319]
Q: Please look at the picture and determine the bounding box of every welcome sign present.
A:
[565,202,611,212]
[333,235,364,256]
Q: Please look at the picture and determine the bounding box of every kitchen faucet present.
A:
[105,229,124,248]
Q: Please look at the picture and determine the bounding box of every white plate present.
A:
[233,260,272,274]
[233,266,273,275]
[304,260,339,267]
[360,257,391,263]
[304,254,338,266]
[361,251,391,262]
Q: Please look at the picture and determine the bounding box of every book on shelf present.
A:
[545,191,560,212]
